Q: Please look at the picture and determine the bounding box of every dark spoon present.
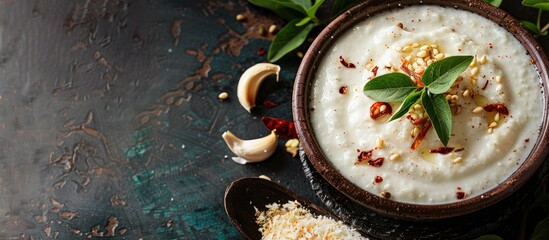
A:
[224,177,340,240]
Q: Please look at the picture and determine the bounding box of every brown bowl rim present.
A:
[293,0,549,220]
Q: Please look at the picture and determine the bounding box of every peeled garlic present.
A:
[222,130,278,164]
[237,63,280,112]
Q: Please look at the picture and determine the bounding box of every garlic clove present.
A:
[237,63,280,112]
[222,130,278,164]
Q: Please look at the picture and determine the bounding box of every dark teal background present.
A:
[0,0,545,239]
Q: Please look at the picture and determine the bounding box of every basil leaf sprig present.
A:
[248,0,359,62]
[482,0,503,7]
[363,56,473,146]
[521,0,549,36]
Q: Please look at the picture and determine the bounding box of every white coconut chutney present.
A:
[310,5,543,204]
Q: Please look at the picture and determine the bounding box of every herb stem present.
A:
[538,9,542,30]
[541,22,549,34]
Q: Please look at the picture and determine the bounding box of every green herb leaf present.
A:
[531,215,549,240]
[295,16,312,26]
[421,91,452,146]
[363,73,418,102]
[307,0,326,20]
[248,0,308,19]
[522,0,549,11]
[423,56,474,94]
[473,235,504,240]
[388,90,422,122]
[482,0,503,7]
[292,0,312,10]
[522,20,549,36]
[331,0,362,16]
[268,19,314,62]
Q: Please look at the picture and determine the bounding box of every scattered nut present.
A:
[268,25,277,34]
[470,67,479,76]
[473,106,484,113]
[258,26,266,36]
[236,14,246,21]
[417,50,428,58]
[286,147,299,157]
[479,55,487,64]
[376,138,384,149]
[462,89,470,98]
[285,139,300,148]
[495,75,502,83]
[285,139,300,157]
[390,153,400,161]
[489,122,498,128]
[218,92,229,100]
[487,128,493,134]
[453,157,463,164]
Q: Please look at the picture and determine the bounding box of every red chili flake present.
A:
[525,138,530,143]
[430,147,455,154]
[457,187,462,190]
[400,58,423,86]
[483,103,509,115]
[375,176,383,183]
[456,191,466,200]
[370,102,392,120]
[489,43,493,49]
[257,47,266,56]
[339,86,348,95]
[368,157,384,167]
[261,117,297,139]
[454,148,465,152]
[356,150,373,163]
[339,56,356,68]
[412,117,428,125]
[263,100,278,108]
[411,121,432,150]
[369,66,379,79]
[481,80,490,90]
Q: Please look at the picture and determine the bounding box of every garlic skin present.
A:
[222,130,278,164]
[237,63,280,112]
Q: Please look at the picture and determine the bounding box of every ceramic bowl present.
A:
[292,0,549,220]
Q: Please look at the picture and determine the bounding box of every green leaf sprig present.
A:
[248,0,359,62]
[521,0,549,36]
[363,56,473,146]
[482,0,503,7]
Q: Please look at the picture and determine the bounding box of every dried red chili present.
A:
[261,117,297,139]
[375,176,383,183]
[481,80,489,90]
[263,100,277,108]
[370,102,392,120]
[483,103,509,115]
[411,121,432,150]
[356,150,373,164]
[257,47,266,56]
[412,117,428,125]
[339,55,356,68]
[400,58,423,86]
[430,147,455,154]
[456,191,466,200]
[368,158,384,167]
[369,66,379,79]
[339,86,348,95]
